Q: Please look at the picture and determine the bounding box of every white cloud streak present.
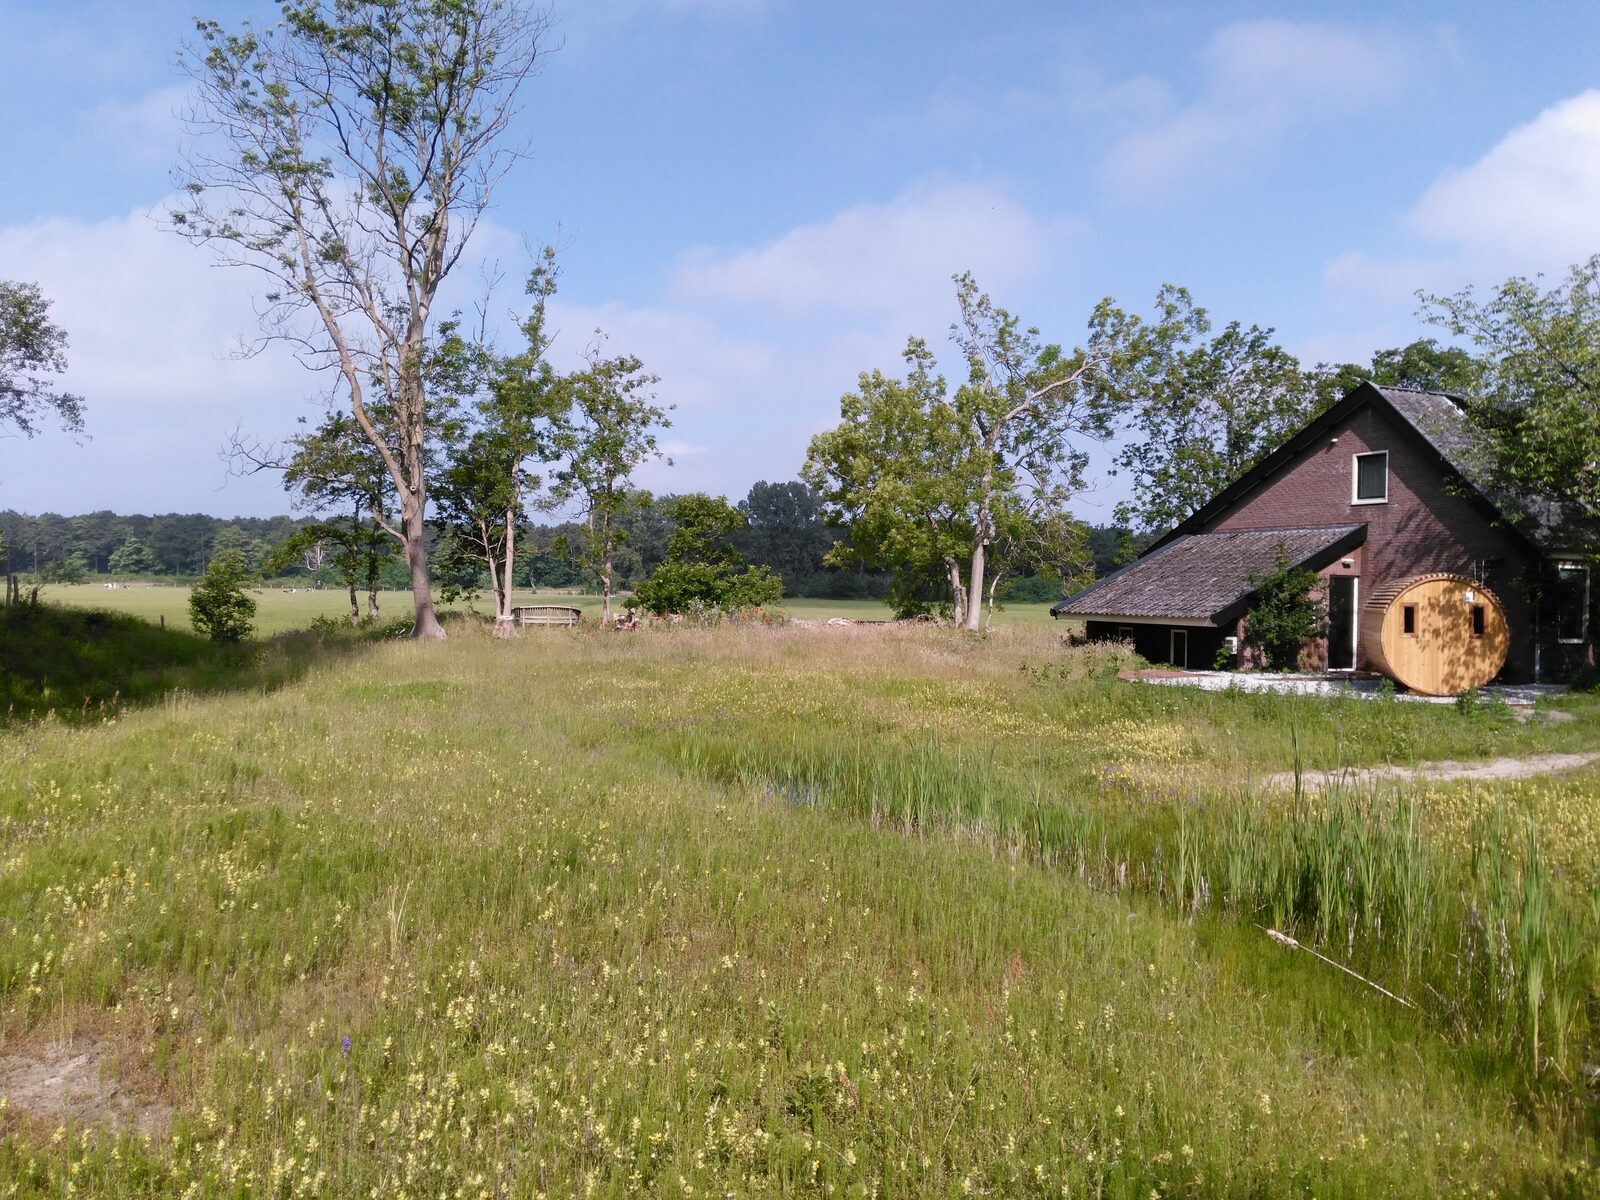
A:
[0,201,319,513]
[672,181,1060,324]
[1325,90,1600,307]
[1101,19,1420,198]
[0,178,1071,511]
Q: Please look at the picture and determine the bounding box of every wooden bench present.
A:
[511,605,583,628]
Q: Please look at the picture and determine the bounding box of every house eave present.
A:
[1054,612,1218,628]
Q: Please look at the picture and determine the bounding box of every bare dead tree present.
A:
[172,0,551,638]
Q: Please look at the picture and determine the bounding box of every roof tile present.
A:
[1052,525,1364,623]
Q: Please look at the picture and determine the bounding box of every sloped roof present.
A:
[1376,385,1589,549]
[1375,386,1495,492]
[1149,382,1582,555]
[1052,525,1366,624]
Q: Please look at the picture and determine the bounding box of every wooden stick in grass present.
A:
[1262,927,1416,1009]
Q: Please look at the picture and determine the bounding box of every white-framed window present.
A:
[1555,562,1590,644]
[1352,451,1389,504]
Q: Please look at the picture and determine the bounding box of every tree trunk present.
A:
[366,516,383,619]
[347,573,359,623]
[601,546,613,625]
[403,498,445,640]
[496,504,518,636]
[946,559,967,628]
[964,538,987,631]
[984,570,1004,631]
[399,366,444,638]
[480,518,506,634]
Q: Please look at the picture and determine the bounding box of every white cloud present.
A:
[1325,91,1600,310]
[0,201,315,513]
[657,439,709,459]
[1102,19,1419,198]
[1408,90,1600,272]
[0,180,1068,512]
[670,181,1060,323]
[545,300,780,414]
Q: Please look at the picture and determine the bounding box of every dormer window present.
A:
[1353,451,1389,504]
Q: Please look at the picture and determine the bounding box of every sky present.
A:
[3,0,1599,521]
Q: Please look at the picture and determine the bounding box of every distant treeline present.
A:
[0,483,1133,601]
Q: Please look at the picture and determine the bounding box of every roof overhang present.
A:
[1051,524,1367,625]
[1056,613,1217,628]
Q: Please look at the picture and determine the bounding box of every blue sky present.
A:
[3,0,1599,520]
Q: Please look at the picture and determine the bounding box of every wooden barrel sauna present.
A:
[1359,573,1508,696]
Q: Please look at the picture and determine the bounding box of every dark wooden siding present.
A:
[1085,620,1230,671]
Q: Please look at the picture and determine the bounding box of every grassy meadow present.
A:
[42,584,1060,635]
[2,610,1599,1196]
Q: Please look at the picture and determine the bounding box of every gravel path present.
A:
[1122,668,1569,707]
[1262,751,1600,791]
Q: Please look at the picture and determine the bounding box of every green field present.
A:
[43,585,1059,635]
[1,611,1598,1196]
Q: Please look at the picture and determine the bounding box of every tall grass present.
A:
[652,663,1598,1089]
[1,621,1597,1196]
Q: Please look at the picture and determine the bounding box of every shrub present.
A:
[188,551,257,642]
[634,561,782,616]
[633,492,785,616]
[39,554,90,584]
[1243,550,1325,670]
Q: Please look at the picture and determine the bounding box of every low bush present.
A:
[188,551,257,642]
[634,561,783,616]
[1243,551,1325,669]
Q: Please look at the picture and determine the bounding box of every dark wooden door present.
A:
[1328,576,1357,670]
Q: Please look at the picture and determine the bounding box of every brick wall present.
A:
[1202,403,1538,678]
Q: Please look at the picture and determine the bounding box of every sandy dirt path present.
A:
[1262,751,1600,791]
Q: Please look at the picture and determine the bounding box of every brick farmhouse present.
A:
[1051,382,1592,682]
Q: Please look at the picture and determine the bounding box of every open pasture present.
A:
[1,617,1598,1197]
[41,585,1061,635]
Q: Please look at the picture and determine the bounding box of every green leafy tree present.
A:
[1318,338,1482,400]
[1370,340,1481,393]
[552,342,670,623]
[108,537,156,575]
[174,0,549,639]
[0,280,85,444]
[434,256,565,629]
[39,553,89,585]
[1112,294,1326,538]
[806,273,1185,628]
[189,550,257,642]
[1242,551,1326,670]
[633,494,783,616]
[211,524,271,573]
[1421,256,1600,520]
[274,413,398,620]
[1089,524,1135,577]
[982,510,1094,625]
[735,480,834,589]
